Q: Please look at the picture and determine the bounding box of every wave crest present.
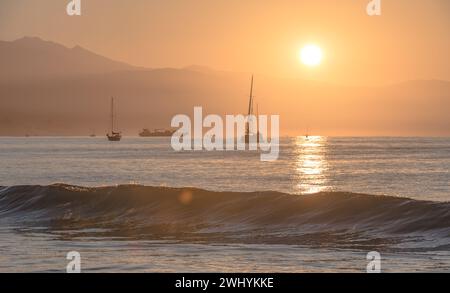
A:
[0,184,449,247]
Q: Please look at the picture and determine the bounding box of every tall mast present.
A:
[247,75,254,116]
[256,102,260,141]
[246,75,254,136]
[111,97,114,133]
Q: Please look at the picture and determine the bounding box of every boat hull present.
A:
[107,133,122,141]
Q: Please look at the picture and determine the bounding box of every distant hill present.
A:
[0,37,449,136]
[0,37,137,80]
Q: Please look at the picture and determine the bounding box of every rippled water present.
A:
[2,235,448,273]
[0,137,449,272]
[0,136,449,201]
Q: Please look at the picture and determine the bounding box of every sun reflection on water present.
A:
[295,136,329,194]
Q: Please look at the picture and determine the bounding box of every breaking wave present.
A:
[0,184,449,250]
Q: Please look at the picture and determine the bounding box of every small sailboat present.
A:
[107,97,122,141]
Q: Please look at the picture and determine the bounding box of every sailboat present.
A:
[244,75,261,144]
[107,97,122,141]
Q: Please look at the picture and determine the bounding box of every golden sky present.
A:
[0,0,449,85]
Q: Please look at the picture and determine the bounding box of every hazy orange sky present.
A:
[0,0,449,85]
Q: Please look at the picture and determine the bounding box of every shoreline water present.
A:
[0,184,449,273]
[1,137,449,272]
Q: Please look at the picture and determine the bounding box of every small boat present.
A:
[139,128,175,137]
[107,97,122,141]
[107,132,121,141]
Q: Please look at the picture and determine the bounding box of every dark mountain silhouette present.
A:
[0,37,449,136]
[0,37,137,80]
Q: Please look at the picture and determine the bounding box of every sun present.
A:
[299,44,323,67]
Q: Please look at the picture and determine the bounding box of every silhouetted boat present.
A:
[107,97,122,141]
[139,128,175,137]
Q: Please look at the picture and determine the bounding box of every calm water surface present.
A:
[0,136,449,201]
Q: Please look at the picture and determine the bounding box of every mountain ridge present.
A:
[0,36,137,80]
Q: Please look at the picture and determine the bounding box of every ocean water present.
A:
[0,136,449,272]
[1,136,449,201]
